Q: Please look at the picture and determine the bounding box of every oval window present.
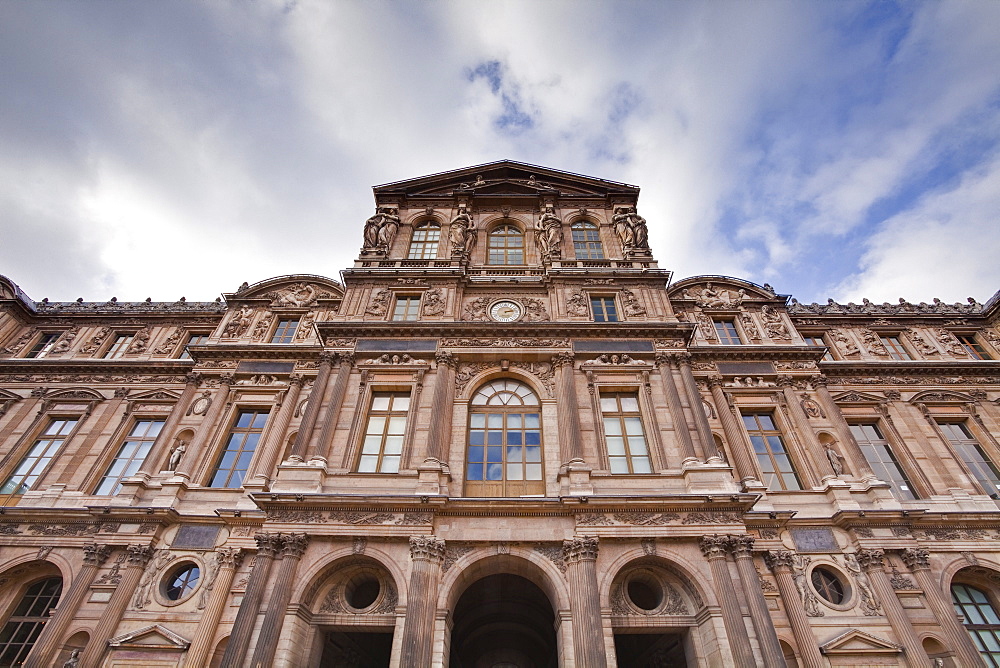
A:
[165,564,200,601]
[811,567,845,604]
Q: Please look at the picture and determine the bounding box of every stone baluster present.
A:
[810,375,876,480]
[218,533,281,668]
[677,353,719,458]
[249,534,309,668]
[553,353,584,462]
[185,547,243,668]
[707,376,761,486]
[728,536,785,667]
[856,548,930,667]
[79,544,153,668]
[901,548,984,667]
[700,536,755,668]
[248,375,304,485]
[562,536,607,667]
[312,353,354,463]
[425,351,457,462]
[654,353,698,462]
[140,372,202,475]
[288,352,335,461]
[400,536,446,667]
[764,550,824,668]
[23,544,111,668]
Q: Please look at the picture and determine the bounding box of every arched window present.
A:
[408,222,441,259]
[952,582,1000,665]
[487,225,524,265]
[572,221,604,259]
[466,379,542,496]
[0,577,63,666]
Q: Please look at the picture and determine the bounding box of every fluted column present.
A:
[219,533,281,668]
[140,372,202,475]
[654,353,698,462]
[23,544,111,668]
[678,354,718,457]
[857,549,929,667]
[425,351,457,462]
[79,544,153,668]
[312,353,354,462]
[248,375,304,485]
[185,547,243,668]
[552,352,584,462]
[183,375,235,478]
[728,536,785,667]
[249,534,309,668]
[288,352,335,461]
[777,376,825,484]
[764,551,824,668]
[400,536,446,667]
[810,375,875,479]
[563,536,607,667]
[701,536,755,667]
[708,376,760,485]
[900,548,983,667]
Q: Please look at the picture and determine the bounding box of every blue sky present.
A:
[1,0,998,305]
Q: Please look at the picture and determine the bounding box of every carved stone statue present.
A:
[612,206,650,255]
[449,207,475,256]
[168,440,187,471]
[362,207,401,253]
[825,443,845,476]
[844,552,880,615]
[535,205,562,259]
[791,554,823,616]
[223,305,254,338]
[63,649,80,668]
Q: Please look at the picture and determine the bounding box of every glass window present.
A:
[270,319,299,344]
[957,334,991,360]
[209,409,269,488]
[24,333,61,359]
[803,335,834,361]
[811,567,845,604]
[742,412,801,491]
[357,392,410,473]
[0,418,78,496]
[487,225,524,265]
[850,423,916,500]
[104,333,134,359]
[714,320,743,345]
[880,335,912,360]
[392,296,421,321]
[95,419,165,495]
[165,564,200,601]
[178,332,210,360]
[600,393,652,474]
[408,222,441,259]
[952,583,1000,666]
[0,577,63,667]
[591,297,618,323]
[466,380,542,496]
[939,422,1000,498]
[572,221,604,259]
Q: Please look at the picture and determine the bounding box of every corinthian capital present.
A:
[551,352,575,369]
[900,548,930,571]
[856,548,885,571]
[254,532,282,559]
[409,535,446,563]
[763,550,795,572]
[808,374,829,388]
[126,544,154,567]
[562,536,599,563]
[280,533,309,559]
[727,534,755,559]
[83,543,112,566]
[706,374,726,389]
[699,535,729,560]
[435,350,458,369]
[216,547,244,570]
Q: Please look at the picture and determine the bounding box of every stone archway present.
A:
[449,573,558,668]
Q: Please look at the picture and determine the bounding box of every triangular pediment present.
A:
[108,624,189,649]
[831,390,887,404]
[820,629,901,655]
[373,160,639,198]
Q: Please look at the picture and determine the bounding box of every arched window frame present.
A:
[0,575,63,666]
[407,221,442,260]
[486,223,525,265]
[571,220,604,259]
[952,581,1000,666]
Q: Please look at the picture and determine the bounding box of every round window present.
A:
[345,574,381,610]
[811,567,845,604]
[626,574,663,611]
[165,564,200,601]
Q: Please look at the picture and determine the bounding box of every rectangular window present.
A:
[591,297,618,323]
[209,409,269,488]
[600,393,652,474]
[95,419,164,495]
[880,335,912,360]
[0,418,78,495]
[103,333,134,359]
[178,333,210,360]
[270,319,299,344]
[957,334,991,360]
[392,296,421,321]
[24,333,61,359]
[850,423,916,500]
[714,319,743,345]
[803,335,834,361]
[358,392,410,473]
[939,422,1000,498]
[742,412,801,491]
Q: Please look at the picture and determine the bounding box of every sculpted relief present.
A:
[362,207,401,255]
[681,283,745,309]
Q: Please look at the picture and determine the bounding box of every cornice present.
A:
[187,344,325,361]
[316,321,694,340]
[0,359,194,377]
[687,345,827,363]
[820,360,1000,377]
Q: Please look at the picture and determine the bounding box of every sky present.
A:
[1,0,999,306]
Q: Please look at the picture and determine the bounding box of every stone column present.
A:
[400,536,446,667]
[23,544,111,668]
[79,544,153,668]
[810,375,876,479]
[140,372,201,475]
[654,353,698,462]
[777,376,826,484]
[708,376,761,485]
[312,353,354,463]
[219,533,281,668]
[183,375,235,478]
[857,549,930,667]
[700,536,755,668]
[288,352,334,461]
[901,548,984,667]
[185,547,243,668]
[678,354,718,458]
[249,534,309,668]
[764,551,824,668]
[248,375,304,485]
[562,536,607,668]
[553,352,584,462]
[728,536,785,667]
[425,351,457,462]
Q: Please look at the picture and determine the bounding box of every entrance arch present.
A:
[449,573,557,668]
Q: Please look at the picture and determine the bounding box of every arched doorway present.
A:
[449,574,557,668]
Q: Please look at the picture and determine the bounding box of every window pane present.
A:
[208,409,269,488]
[744,412,801,490]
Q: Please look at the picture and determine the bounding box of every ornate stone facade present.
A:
[0,160,999,666]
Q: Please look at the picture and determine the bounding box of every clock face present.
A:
[490,300,522,322]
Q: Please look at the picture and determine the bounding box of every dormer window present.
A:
[487,224,524,265]
[408,222,441,259]
[572,221,604,259]
[270,319,299,343]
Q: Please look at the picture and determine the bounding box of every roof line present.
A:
[373,159,639,190]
